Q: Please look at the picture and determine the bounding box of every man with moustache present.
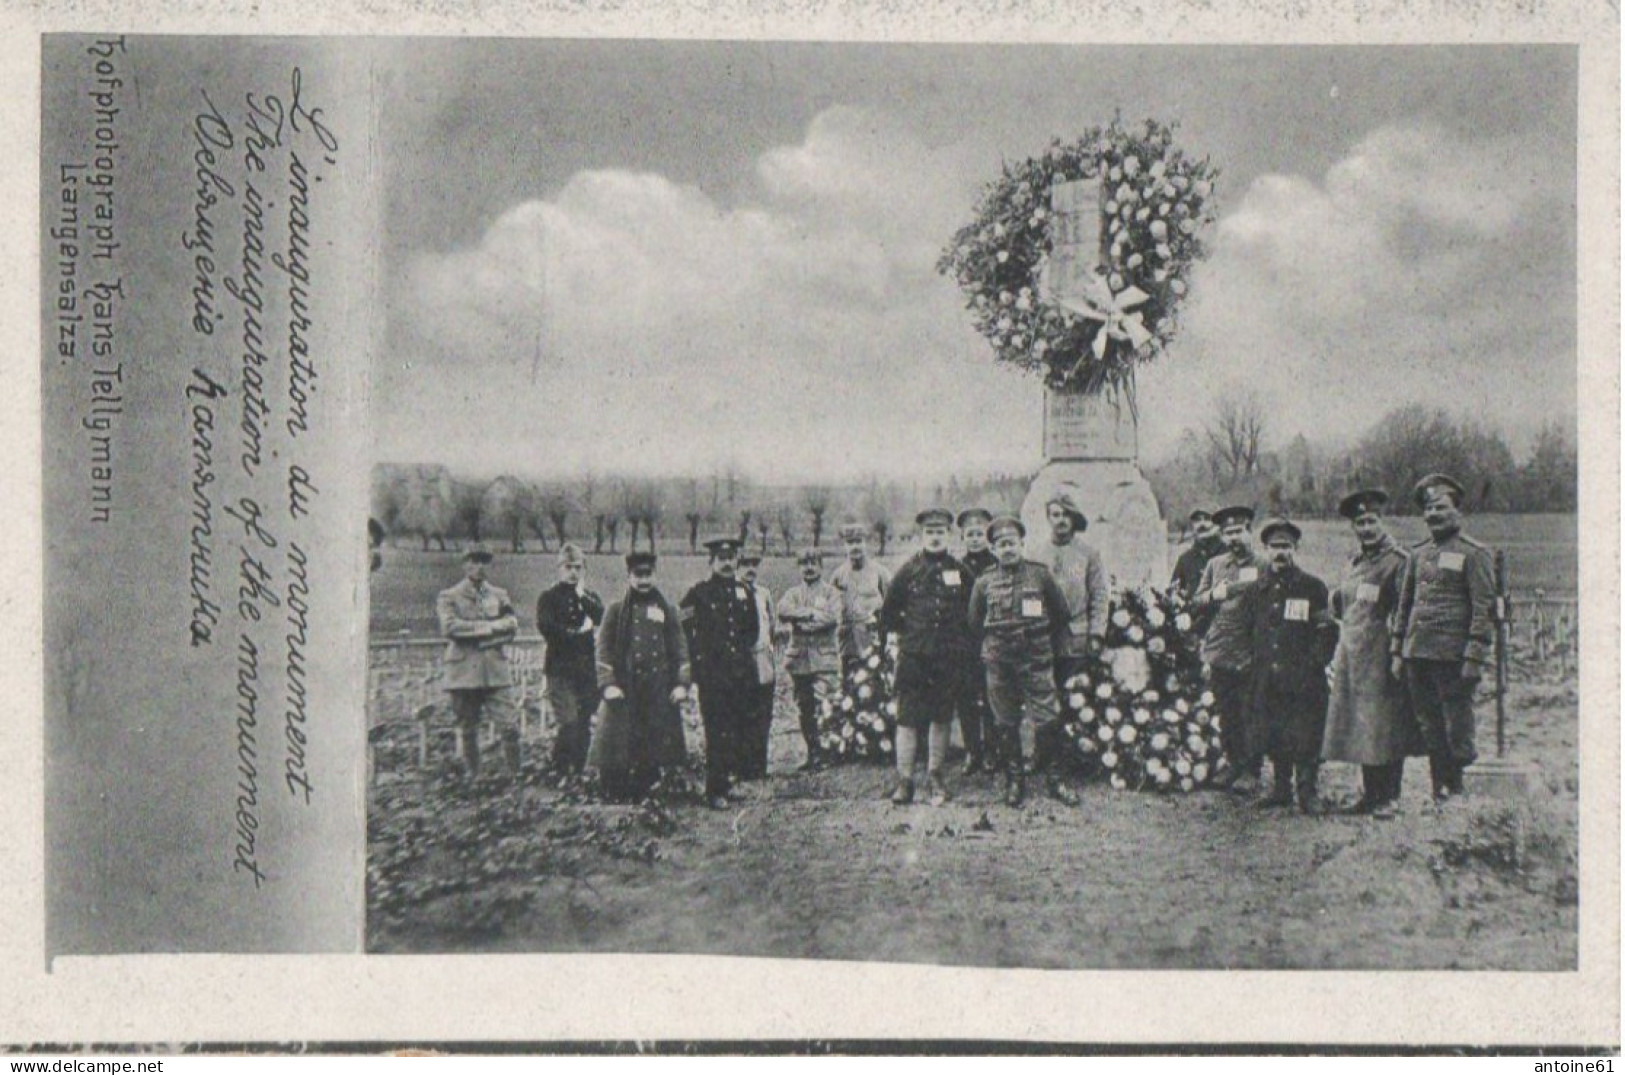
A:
[1391,474,1496,805]
[1247,518,1338,814]
[1042,485,1110,688]
[1170,507,1225,604]
[680,536,762,809]
[1323,490,1418,816]
[590,551,691,803]
[956,507,999,772]
[1193,506,1265,792]
[879,508,976,806]
[830,522,892,672]
[535,543,605,776]
[777,548,843,772]
[967,516,1074,808]
[738,551,779,780]
[435,543,522,782]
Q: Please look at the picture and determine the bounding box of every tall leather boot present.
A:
[1001,727,1026,807]
[1295,761,1322,816]
[459,719,482,780]
[1033,723,1080,807]
[1257,758,1293,808]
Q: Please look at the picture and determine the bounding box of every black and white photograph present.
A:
[18,0,1619,1050]
[364,41,1583,968]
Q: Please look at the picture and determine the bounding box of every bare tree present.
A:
[681,478,708,553]
[538,482,575,547]
[775,497,797,556]
[755,510,772,558]
[391,464,456,550]
[1206,390,1266,487]
[478,475,538,554]
[803,485,832,548]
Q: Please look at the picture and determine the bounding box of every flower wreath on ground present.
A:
[937,118,1218,397]
[817,638,899,763]
[1059,586,1225,792]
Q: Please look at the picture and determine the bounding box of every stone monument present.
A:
[1019,176,1167,590]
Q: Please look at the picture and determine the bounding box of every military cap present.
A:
[1259,517,1303,545]
[462,542,495,563]
[956,507,993,529]
[797,547,826,566]
[838,522,869,541]
[557,542,587,565]
[625,550,658,571]
[703,536,742,556]
[1188,507,1216,523]
[1045,485,1090,530]
[1413,473,1466,508]
[738,552,763,566]
[1337,489,1390,520]
[915,507,954,528]
[987,515,1026,543]
[1212,505,1256,529]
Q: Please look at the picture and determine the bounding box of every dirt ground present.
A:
[367,676,1578,969]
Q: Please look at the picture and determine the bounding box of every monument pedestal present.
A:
[1021,389,1166,591]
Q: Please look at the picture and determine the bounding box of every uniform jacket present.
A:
[961,547,999,580]
[536,581,605,682]
[436,577,519,690]
[1247,563,1338,762]
[777,579,842,676]
[1194,547,1264,671]
[1040,538,1110,658]
[1170,536,1225,601]
[1393,528,1496,667]
[880,549,976,660]
[679,574,761,688]
[829,558,892,659]
[748,583,778,685]
[967,559,1071,664]
[590,587,690,771]
[1323,536,1418,765]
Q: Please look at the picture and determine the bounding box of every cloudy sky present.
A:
[374,43,1576,482]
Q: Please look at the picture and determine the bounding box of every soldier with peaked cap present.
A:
[968,515,1074,807]
[1391,473,1496,805]
[590,551,692,803]
[1193,505,1266,791]
[1041,484,1110,683]
[879,508,977,805]
[778,547,843,771]
[535,542,606,775]
[1170,507,1225,604]
[956,506,1000,772]
[830,521,892,671]
[435,543,522,781]
[1323,490,1419,815]
[738,551,779,780]
[680,536,762,808]
[1247,518,1339,814]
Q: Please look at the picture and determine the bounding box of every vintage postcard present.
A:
[7,0,1619,1049]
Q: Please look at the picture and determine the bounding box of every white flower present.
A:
[1171,175,1189,192]
[1096,683,1113,700]
[998,316,1013,332]
[1135,206,1151,223]
[997,250,1011,262]
[1200,691,1215,707]
[1015,295,1031,311]
[1149,160,1166,178]
[841,697,854,711]
[1158,201,1171,216]
[1193,762,1209,782]
[1174,758,1192,776]
[1127,253,1144,269]
[1128,626,1145,643]
[1157,243,1173,260]
[1153,269,1168,283]
[1147,608,1166,628]
[1109,165,1122,182]
[1104,706,1122,725]
[1133,708,1151,725]
[1105,200,1118,215]
[1109,272,1125,289]
[1180,777,1195,792]
[1174,699,1190,715]
[1068,693,1086,709]
[1034,339,1049,354]
[1033,208,1047,222]
[1143,689,1161,703]
[858,685,873,701]
[1170,279,1187,296]
[1124,156,1141,177]
[1176,613,1192,631]
[1194,179,1212,198]
[880,738,893,753]
[1119,725,1137,744]
[1011,334,1026,348]
[1154,769,1172,786]
[854,670,869,685]
[1151,733,1170,751]
[1102,751,1119,769]
[1186,735,1205,753]
[1079,738,1097,754]
[1112,609,1131,628]
[1097,725,1114,743]
[885,701,898,716]
[1111,774,1128,790]
[1147,638,1165,655]
[1179,219,1197,236]
[841,724,855,739]
[1078,706,1095,722]
[994,222,1007,238]
[999,290,1014,305]
[1116,183,1133,202]
[1161,709,1180,725]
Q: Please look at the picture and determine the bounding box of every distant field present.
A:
[370,513,1578,638]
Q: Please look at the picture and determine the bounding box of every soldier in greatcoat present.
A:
[435,543,521,780]
[589,551,691,803]
[777,548,842,771]
[680,537,762,808]
[967,516,1075,808]
[1192,505,1266,791]
[1390,473,1496,804]
[956,507,999,772]
[1322,490,1418,816]
[879,508,976,806]
[1248,519,1339,814]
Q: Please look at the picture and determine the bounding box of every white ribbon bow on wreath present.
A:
[1044,267,1154,360]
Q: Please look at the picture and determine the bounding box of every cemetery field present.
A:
[368,513,1578,639]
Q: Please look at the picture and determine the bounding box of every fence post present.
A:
[1533,590,1548,663]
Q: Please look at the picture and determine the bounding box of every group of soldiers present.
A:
[433,470,1494,816]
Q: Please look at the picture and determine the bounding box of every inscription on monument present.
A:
[1043,389,1137,461]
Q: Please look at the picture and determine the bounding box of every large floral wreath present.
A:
[937,119,1218,397]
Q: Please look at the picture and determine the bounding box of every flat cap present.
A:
[1337,489,1390,520]
[838,522,869,541]
[1413,473,1465,508]
[462,542,495,563]
[956,507,994,529]
[1188,507,1216,523]
[915,507,954,528]
[1213,505,1256,529]
[797,547,826,566]
[703,536,743,556]
[1259,517,1303,545]
[987,515,1026,543]
[624,550,658,571]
